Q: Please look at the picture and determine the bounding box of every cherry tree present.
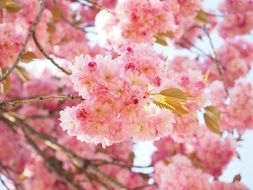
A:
[0,0,252,189]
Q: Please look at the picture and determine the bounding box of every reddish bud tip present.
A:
[88,61,97,71]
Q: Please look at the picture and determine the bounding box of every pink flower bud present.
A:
[76,108,88,121]
[131,96,139,104]
[125,62,136,71]
[152,76,161,87]
[88,61,97,71]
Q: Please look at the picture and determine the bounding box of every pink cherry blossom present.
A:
[202,39,253,87]
[154,155,211,190]
[60,44,175,146]
[221,79,253,133]
[95,0,201,46]
[218,0,253,38]
[212,181,248,190]
[0,23,24,68]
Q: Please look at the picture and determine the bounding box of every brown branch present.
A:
[0,176,11,190]
[32,32,71,75]
[78,0,103,10]
[0,111,130,190]
[92,159,152,169]
[202,26,229,95]
[180,37,210,57]
[0,0,45,82]
[23,130,83,190]
[0,111,85,166]
[88,165,129,190]
[0,95,83,107]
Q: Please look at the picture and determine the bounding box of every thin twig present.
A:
[0,176,10,190]
[92,159,152,169]
[202,26,229,95]
[180,37,210,58]
[32,32,71,75]
[78,0,103,10]
[0,95,83,107]
[0,0,45,82]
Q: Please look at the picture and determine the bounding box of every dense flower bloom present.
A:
[154,155,211,190]
[209,78,253,133]
[60,44,175,146]
[153,128,236,177]
[0,23,24,68]
[212,181,248,190]
[95,0,201,46]
[218,0,253,38]
[190,128,236,177]
[222,79,253,133]
[166,56,205,97]
[202,39,253,87]
[153,153,248,190]
[0,0,253,189]
[0,122,30,172]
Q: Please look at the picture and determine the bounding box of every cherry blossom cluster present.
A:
[60,44,176,146]
[218,0,253,38]
[153,128,236,178]
[95,0,201,46]
[153,154,248,190]
[0,23,25,68]
[0,70,147,190]
[1,0,253,189]
[202,39,253,87]
[0,0,104,64]
[209,78,253,133]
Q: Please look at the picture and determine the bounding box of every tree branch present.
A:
[0,111,130,190]
[0,176,11,190]
[0,95,83,107]
[202,26,229,95]
[32,32,71,75]
[0,0,46,82]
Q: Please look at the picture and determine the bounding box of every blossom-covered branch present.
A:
[0,0,253,189]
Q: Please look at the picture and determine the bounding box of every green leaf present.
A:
[153,99,172,110]
[164,98,189,115]
[50,7,62,21]
[0,0,22,13]
[204,105,222,134]
[205,106,221,120]
[153,88,190,115]
[195,10,209,24]
[21,51,36,63]
[159,88,187,102]
[154,34,168,46]
[47,22,56,34]
[163,31,175,39]
[0,76,11,96]
[15,66,30,81]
